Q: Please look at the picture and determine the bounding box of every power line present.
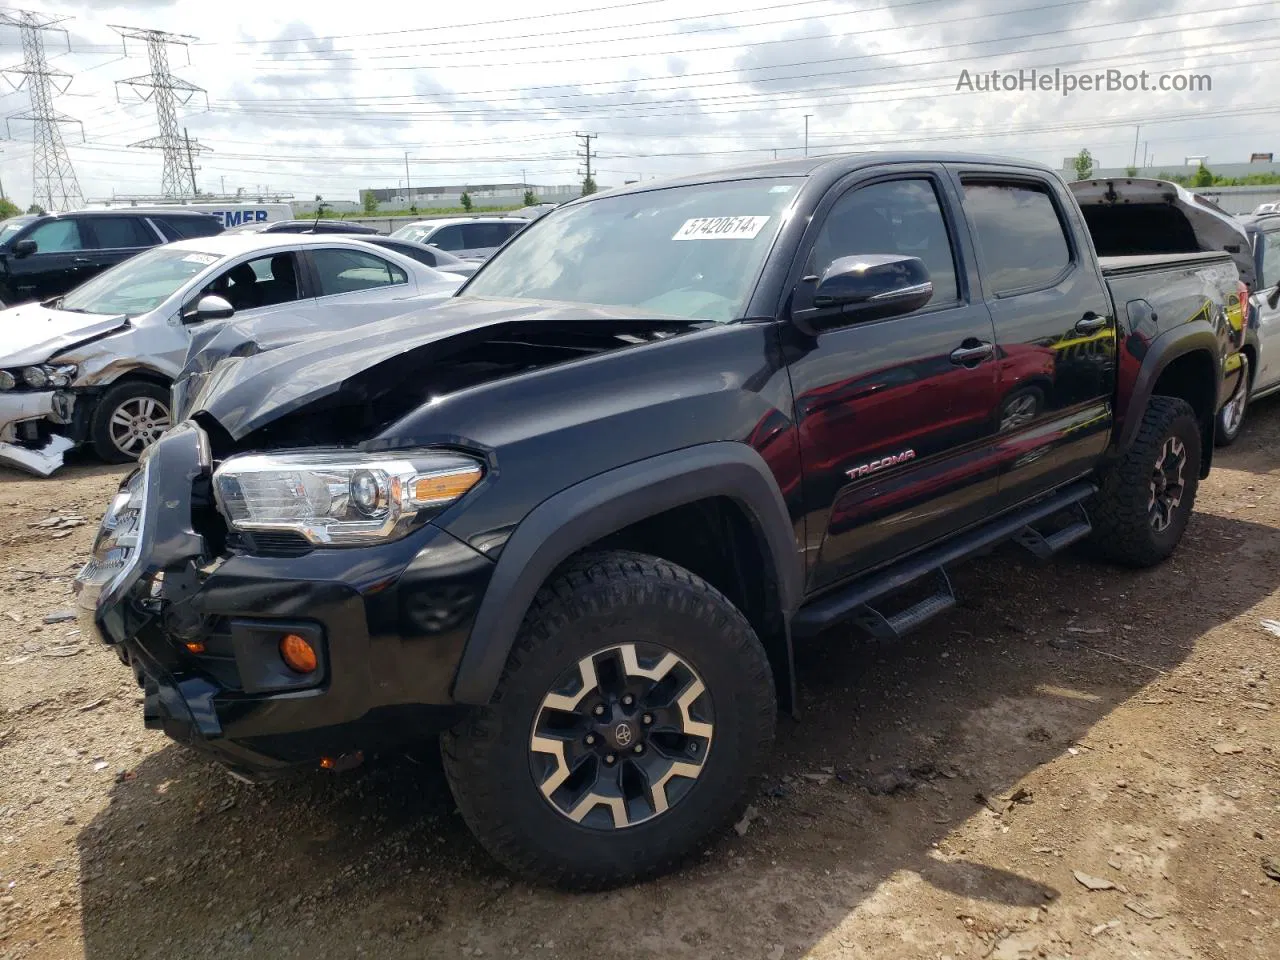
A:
[111,25,208,197]
[0,8,83,211]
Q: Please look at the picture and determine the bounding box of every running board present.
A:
[851,568,955,641]
[792,480,1097,640]
[1013,501,1093,560]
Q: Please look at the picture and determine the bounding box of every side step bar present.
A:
[792,480,1096,640]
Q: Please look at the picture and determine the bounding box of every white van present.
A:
[82,201,294,230]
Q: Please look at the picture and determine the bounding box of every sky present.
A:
[0,0,1270,206]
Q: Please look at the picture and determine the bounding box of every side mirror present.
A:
[793,254,933,334]
[13,239,37,258]
[185,294,234,323]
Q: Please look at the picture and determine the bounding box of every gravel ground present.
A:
[2,402,1280,960]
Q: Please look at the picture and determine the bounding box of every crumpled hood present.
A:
[0,302,128,366]
[192,296,700,440]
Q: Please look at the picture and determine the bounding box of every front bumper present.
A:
[77,423,494,778]
[0,389,74,476]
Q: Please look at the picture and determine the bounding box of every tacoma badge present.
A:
[846,449,916,479]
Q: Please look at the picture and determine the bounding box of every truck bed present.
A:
[1098,251,1234,277]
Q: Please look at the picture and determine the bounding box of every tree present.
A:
[26,203,44,215]
[460,192,473,212]
[523,189,538,206]
[362,191,378,215]
[1192,164,1214,187]
[1072,148,1094,181]
[1125,166,1138,177]
[0,198,20,220]
[581,175,597,196]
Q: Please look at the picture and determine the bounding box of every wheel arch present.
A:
[449,442,804,712]
[1116,323,1221,478]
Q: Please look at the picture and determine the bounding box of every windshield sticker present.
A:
[182,253,219,265]
[672,216,770,241]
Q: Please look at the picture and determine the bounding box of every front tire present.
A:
[1088,396,1201,568]
[90,381,173,464]
[441,550,776,889]
[1215,359,1249,447]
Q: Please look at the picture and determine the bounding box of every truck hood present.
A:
[0,302,128,366]
[191,296,703,441]
[1070,178,1255,288]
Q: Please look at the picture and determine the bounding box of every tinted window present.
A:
[806,178,958,305]
[26,219,83,253]
[197,253,302,312]
[156,215,222,240]
[428,225,465,251]
[962,181,1071,295]
[463,222,521,249]
[311,248,408,296]
[370,239,436,267]
[1263,231,1280,289]
[86,216,155,249]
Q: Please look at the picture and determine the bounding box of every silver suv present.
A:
[390,216,529,260]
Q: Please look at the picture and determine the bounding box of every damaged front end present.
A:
[0,365,78,476]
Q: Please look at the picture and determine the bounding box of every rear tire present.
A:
[441,550,776,889]
[90,381,172,464]
[1088,396,1201,568]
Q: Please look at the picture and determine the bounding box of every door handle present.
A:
[950,341,994,365]
[72,257,91,265]
[1075,313,1108,334]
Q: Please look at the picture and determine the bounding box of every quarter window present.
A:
[962,181,1072,295]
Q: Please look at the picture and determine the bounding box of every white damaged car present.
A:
[0,233,464,476]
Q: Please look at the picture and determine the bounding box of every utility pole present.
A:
[576,131,597,195]
[804,114,812,157]
[1131,125,1140,168]
[404,152,411,205]
[0,10,84,212]
[111,25,209,198]
[220,174,225,194]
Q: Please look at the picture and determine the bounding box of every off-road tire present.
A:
[1089,396,1201,568]
[441,549,776,889]
[90,380,172,464]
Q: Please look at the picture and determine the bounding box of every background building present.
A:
[359,182,599,211]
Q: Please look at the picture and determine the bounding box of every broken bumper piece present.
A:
[0,434,74,477]
[0,389,73,476]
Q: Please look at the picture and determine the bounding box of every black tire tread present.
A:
[441,549,776,890]
[1089,396,1200,568]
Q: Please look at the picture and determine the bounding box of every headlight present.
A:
[212,449,484,546]
[75,465,148,592]
[0,370,13,390]
[15,363,76,389]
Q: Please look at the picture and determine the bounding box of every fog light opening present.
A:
[279,633,318,674]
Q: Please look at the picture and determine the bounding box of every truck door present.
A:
[785,168,1003,592]
[954,173,1116,509]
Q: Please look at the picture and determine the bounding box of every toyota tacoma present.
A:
[76,153,1247,889]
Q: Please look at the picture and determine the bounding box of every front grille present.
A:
[237,529,313,557]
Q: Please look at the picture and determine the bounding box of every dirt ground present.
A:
[2,404,1280,960]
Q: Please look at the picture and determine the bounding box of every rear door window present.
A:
[85,216,156,249]
[961,180,1072,295]
[311,248,408,296]
[462,222,515,249]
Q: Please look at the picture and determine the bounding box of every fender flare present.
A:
[1114,316,1221,458]
[449,441,804,705]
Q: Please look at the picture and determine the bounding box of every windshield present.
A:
[391,224,433,242]
[463,178,799,322]
[60,247,220,315]
[0,216,33,244]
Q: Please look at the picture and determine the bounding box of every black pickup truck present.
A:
[76,153,1248,889]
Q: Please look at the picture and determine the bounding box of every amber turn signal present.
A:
[410,465,482,507]
[279,633,318,674]
[184,641,206,654]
